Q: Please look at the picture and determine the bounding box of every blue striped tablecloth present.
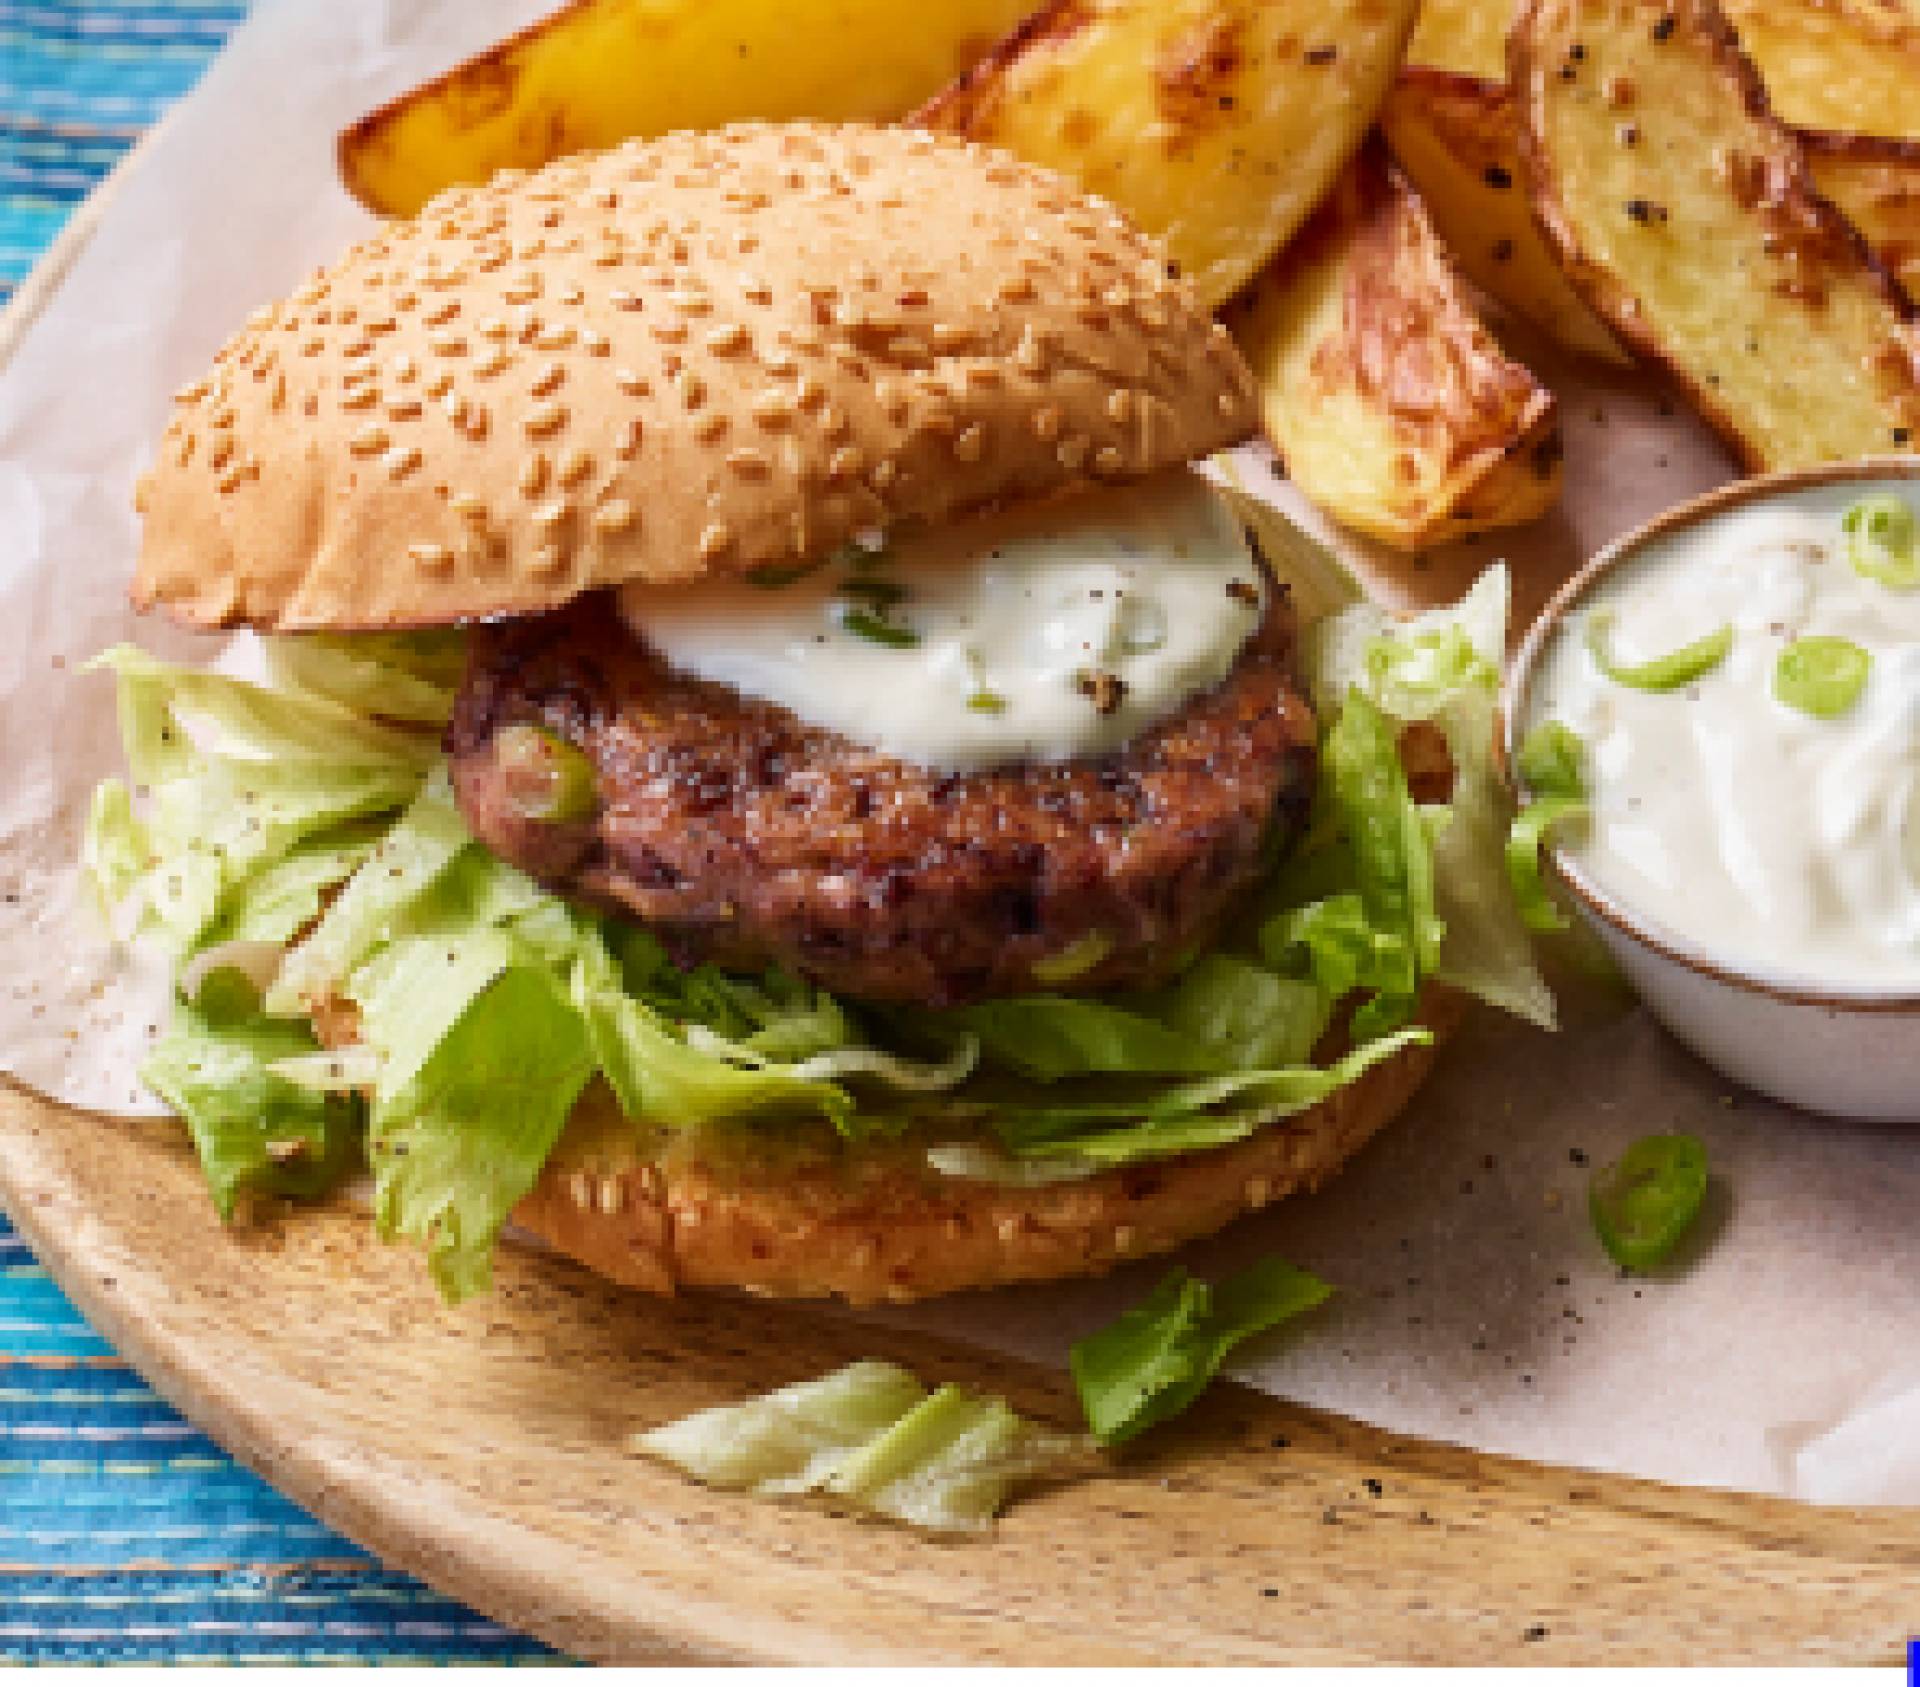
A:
[0,4,554,1662]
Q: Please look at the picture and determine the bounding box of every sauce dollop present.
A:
[618,469,1266,773]
[1526,482,1920,987]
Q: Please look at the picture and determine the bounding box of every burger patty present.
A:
[448,582,1317,1007]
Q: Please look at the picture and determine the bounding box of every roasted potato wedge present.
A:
[1806,132,1920,304]
[1389,67,1920,353]
[1514,0,1920,471]
[1407,0,1510,76]
[913,0,1420,310]
[340,0,1042,217]
[1382,68,1625,360]
[1719,0,1920,141]
[1228,138,1562,550]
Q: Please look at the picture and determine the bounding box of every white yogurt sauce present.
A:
[1527,481,1920,987]
[617,468,1266,772]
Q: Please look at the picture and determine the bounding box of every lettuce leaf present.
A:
[1070,1256,1332,1444]
[634,1360,1087,1532]
[141,996,362,1219]
[370,965,595,1301]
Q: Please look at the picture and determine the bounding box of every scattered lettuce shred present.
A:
[1070,1256,1333,1445]
[632,1360,1088,1532]
[82,546,1550,1301]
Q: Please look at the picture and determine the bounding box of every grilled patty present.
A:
[448,580,1317,1006]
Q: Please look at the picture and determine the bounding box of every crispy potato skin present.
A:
[913,0,1421,310]
[1382,68,1627,362]
[339,0,1040,216]
[514,992,1464,1304]
[1513,0,1920,472]
[1805,131,1920,305]
[1228,137,1562,550]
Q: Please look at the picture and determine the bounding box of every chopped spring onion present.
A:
[1504,795,1589,935]
[840,607,920,648]
[838,577,910,610]
[1030,931,1115,987]
[1585,611,1733,692]
[1589,1132,1708,1271]
[1841,493,1920,590]
[965,690,1009,715]
[1514,719,1588,800]
[492,723,599,824]
[632,1360,1087,1532]
[1773,635,1871,719]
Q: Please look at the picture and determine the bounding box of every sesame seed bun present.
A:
[133,122,1256,633]
[512,991,1462,1304]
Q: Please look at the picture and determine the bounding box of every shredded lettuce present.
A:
[1070,1256,1332,1445]
[1302,568,1556,1030]
[141,992,362,1220]
[83,543,1552,1299]
[371,965,595,1301]
[633,1360,1087,1532]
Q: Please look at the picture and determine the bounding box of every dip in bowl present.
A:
[1505,460,1920,1122]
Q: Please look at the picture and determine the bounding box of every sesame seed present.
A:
[386,398,423,421]
[533,499,570,529]
[697,522,734,560]
[668,289,713,316]
[384,445,422,479]
[678,372,707,408]
[794,374,825,410]
[429,334,468,357]
[615,417,644,458]
[423,299,461,327]
[473,348,512,379]
[424,372,454,399]
[592,498,636,534]
[649,318,690,344]
[340,386,379,411]
[609,288,641,311]
[1032,404,1064,442]
[726,446,771,478]
[1107,389,1136,424]
[557,447,594,488]
[215,467,247,495]
[525,401,568,438]
[529,361,566,397]
[518,453,550,498]
[408,541,453,572]
[460,402,490,440]
[705,322,750,355]
[348,426,389,456]
[529,544,566,578]
[693,411,728,443]
[827,445,866,480]
[580,328,611,356]
[450,492,488,524]
[953,425,985,463]
[532,323,576,352]
[614,368,649,397]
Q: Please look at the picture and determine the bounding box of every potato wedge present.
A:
[1513,0,1920,471]
[1719,0,1920,141]
[913,0,1419,310]
[1382,68,1625,360]
[1407,0,1511,77]
[1805,132,1920,304]
[340,0,1041,217]
[1228,138,1562,550]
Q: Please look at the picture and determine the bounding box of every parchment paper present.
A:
[3,0,1916,1505]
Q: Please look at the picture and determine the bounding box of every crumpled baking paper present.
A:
[3,0,1917,1504]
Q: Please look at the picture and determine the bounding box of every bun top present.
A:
[134,122,1257,632]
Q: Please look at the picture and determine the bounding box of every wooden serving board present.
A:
[5,137,1920,1670]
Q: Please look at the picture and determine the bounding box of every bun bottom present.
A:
[512,990,1464,1305]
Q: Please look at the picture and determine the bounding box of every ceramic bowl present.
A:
[1502,459,1920,1123]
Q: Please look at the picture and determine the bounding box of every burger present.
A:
[91,123,1546,1305]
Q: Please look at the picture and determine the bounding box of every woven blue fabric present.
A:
[0,5,555,1662]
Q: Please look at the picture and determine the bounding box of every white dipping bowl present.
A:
[1503,459,1920,1123]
